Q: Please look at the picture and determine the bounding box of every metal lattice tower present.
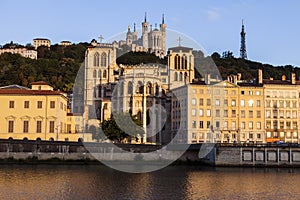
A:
[240,19,247,59]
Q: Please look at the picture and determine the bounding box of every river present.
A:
[0,164,299,199]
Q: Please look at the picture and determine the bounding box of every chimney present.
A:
[205,74,211,85]
[282,75,286,81]
[237,73,242,81]
[291,72,296,84]
[257,69,263,84]
[233,75,238,85]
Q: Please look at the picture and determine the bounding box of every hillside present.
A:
[0,43,299,93]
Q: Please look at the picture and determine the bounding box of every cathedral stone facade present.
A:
[80,35,195,143]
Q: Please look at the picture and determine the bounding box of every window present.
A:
[199,89,203,94]
[207,99,211,106]
[266,121,271,129]
[257,133,261,139]
[199,121,204,128]
[103,70,107,78]
[257,122,261,130]
[24,101,29,109]
[50,101,55,109]
[36,121,42,133]
[215,99,220,106]
[241,110,245,118]
[199,98,204,106]
[286,122,291,129]
[206,109,211,117]
[94,53,99,66]
[292,101,297,108]
[224,99,228,106]
[280,121,284,129]
[241,90,245,95]
[192,89,196,94]
[224,110,228,117]
[249,133,253,139]
[199,109,204,116]
[23,121,29,133]
[8,121,14,133]
[292,111,297,118]
[248,90,253,95]
[249,122,253,129]
[191,109,196,116]
[216,121,220,129]
[286,101,290,108]
[266,110,271,118]
[9,101,14,108]
[232,110,236,117]
[101,52,107,67]
[248,100,254,107]
[279,100,284,108]
[257,111,261,118]
[232,121,236,130]
[256,91,261,95]
[224,121,228,130]
[207,121,211,129]
[256,100,261,107]
[267,132,271,138]
[266,100,271,107]
[240,99,245,107]
[216,109,220,117]
[249,111,253,118]
[192,121,196,128]
[192,98,196,105]
[49,121,55,133]
[241,122,246,129]
[37,101,42,109]
[60,102,63,110]
[231,99,236,106]
[67,124,71,133]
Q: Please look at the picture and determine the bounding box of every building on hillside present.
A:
[0,81,92,142]
[60,41,72,46]
[0,48,37,59]
[124,14,166,58]
[33,38,51,49]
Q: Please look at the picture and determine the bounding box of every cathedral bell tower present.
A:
[142,12,149,51]
[160,14,167,55]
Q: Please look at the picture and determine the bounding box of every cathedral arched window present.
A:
[128,81,133,95]
[174,72,178,81]
[101,52,107,67]
[174,55,178,69]
[177,55,181,69]
[182,55,187,69]
[179,72,183,81]
[94,52,99,66]
[93,70,97,78]
[137,81,144,94]
[146,82,152,95]
[103,70,107,79]
[98,70,102,78]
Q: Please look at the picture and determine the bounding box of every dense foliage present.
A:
[0,43,89,92]
[101,113,144,143]
[0,42,299,94]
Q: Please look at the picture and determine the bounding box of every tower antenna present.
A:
[240,19,247,59]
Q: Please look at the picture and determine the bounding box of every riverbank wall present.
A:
[1,139,300,167]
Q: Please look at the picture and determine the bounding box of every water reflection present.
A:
[0,165,299,199]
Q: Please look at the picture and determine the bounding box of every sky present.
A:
[0,0,299,67]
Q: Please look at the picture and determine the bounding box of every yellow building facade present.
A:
[0,82,88,141]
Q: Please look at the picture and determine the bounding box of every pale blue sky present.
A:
[0,0,299,66]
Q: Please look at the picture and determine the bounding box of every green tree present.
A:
[101,113,144,143]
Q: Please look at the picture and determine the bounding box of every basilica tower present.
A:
[142,13,149,50]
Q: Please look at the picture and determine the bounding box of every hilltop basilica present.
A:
[121,14,167,58]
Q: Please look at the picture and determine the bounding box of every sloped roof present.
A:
[0,85,30,90]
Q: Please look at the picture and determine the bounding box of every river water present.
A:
[0,164,299,200]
